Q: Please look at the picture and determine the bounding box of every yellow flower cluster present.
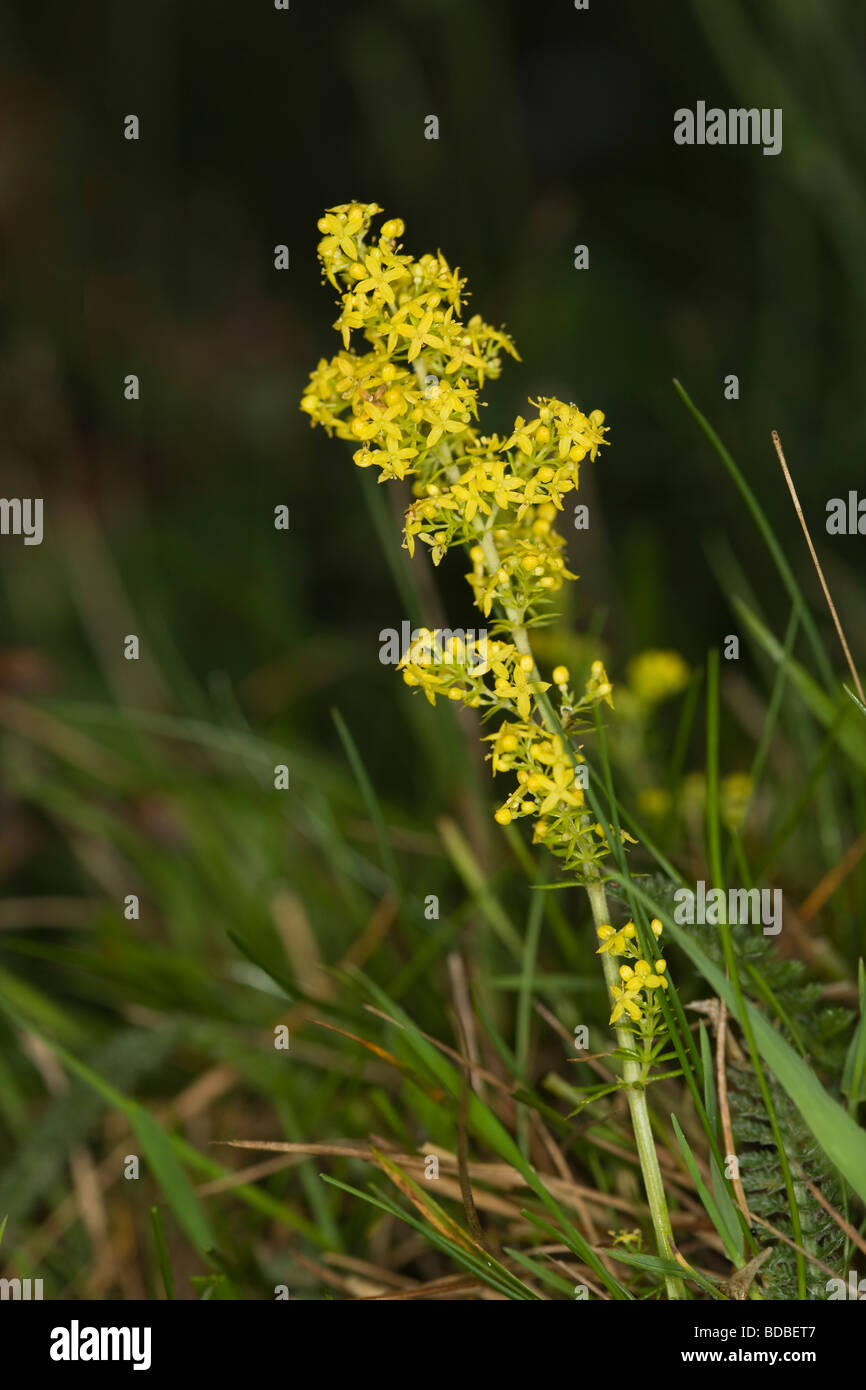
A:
[302,204,616,879]
[483,664,625,877]
[397,632,527,710]
[301,202,608,623]
[596,917,668,1026]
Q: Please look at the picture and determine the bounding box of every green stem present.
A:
[413,380,684,1296]
[481,522,685,1297]
[585,879,686,1300]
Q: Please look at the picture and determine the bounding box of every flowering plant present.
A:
[302,201,682,1294]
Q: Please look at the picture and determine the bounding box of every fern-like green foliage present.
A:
[615,877,854,1298]
[694,917,852,1298]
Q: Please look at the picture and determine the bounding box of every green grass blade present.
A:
[671,1114,743,1265]
[674,379,836,691]
[347,967,632,1298]
[149,1206,176,1299]
[331,707,402,892]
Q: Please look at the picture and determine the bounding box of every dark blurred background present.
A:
[2,0,865,798]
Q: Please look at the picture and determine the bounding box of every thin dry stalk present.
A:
[772,429,865,702]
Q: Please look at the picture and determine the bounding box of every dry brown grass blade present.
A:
[750,1214,839,1281]
[215,1139,374,1158]
[797,1172,866,1259]
[213,1138,629,1227]
[370,1147,479,1254]
[361,1003,512,1091]
[195,1153,301,1196]
[309,1018,410,1071]
[355,1274,494,1300]
[799,829,866,922]
[448,951,484,1099]
[716,998,751,1222]
[450,1004,491,1252]
[290,1250,380,1297]
[323,1253,416,1290]
[772,428,865,703]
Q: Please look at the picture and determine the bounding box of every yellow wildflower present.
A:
[627,649,690,704]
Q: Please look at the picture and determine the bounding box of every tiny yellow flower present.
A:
[618,964,644,994]
[610,986,642,1025]
[609,1227,642,1250]
[597,931,628,957]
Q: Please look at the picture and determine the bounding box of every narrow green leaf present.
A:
[671,1114,743,1265]
[842,960,866,1112]
[149,1206,176,1300]
[332,707,402,891]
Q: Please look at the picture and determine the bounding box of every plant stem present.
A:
[420,400,684,1296]
[484,525,685,1296]
[585,879,686,1300]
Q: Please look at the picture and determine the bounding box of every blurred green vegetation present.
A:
[0,0,864,1299]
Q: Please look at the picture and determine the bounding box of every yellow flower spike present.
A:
[303,204,627,903]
